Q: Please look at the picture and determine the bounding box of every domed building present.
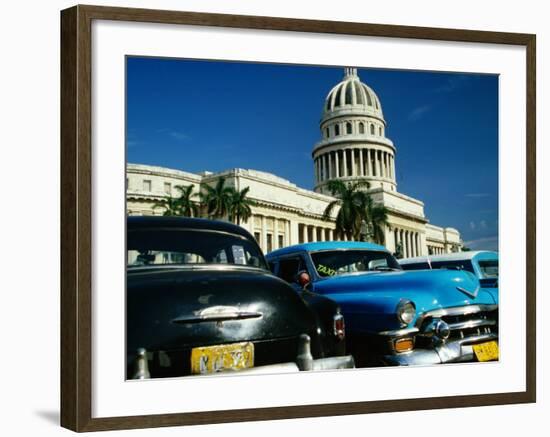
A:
[314,67,396,193]
[126,67,462,256]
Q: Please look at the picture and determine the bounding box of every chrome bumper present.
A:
[233,355,355,375]
[382,333,498,366]
[131,334,355,379]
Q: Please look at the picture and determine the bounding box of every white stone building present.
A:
[127,68,462,256]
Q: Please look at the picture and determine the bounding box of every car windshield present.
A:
[310,250,401,278]
[127,228,267,269]
[478,259,499,278]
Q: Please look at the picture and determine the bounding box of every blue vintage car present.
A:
[399,251,499,304]
[266,242,498,367]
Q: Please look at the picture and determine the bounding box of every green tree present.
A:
[322,179,371,240]
[199,177,233,219]
[229,186,254,225]
[152,196,182,216]
[174,184,199,217]
[365,196,389,245]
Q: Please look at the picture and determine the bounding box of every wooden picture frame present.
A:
[60,4,536,432]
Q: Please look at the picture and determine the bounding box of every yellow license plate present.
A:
[191,342,254,375]
[472,341,499,362]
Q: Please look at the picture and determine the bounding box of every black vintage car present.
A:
[127,216,354,379]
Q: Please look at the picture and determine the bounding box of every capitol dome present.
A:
[313,67,396,194]
[323,67,384,119]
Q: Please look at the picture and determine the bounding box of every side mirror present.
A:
[296,270,311,290]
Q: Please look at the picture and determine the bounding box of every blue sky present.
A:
[126,57,499,250]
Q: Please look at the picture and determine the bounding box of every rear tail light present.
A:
[333,313,345,341]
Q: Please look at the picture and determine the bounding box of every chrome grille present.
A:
[417,305,498,343]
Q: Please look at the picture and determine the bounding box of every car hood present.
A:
[127,266,318,353]
[312,269,496,333]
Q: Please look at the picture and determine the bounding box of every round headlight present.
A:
[396,300,416,326]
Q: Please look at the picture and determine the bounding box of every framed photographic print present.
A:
[60,4,536,432]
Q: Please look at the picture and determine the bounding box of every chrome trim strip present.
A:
[172,311,263,324]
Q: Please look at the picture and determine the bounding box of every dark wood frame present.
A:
[61,4,536,432]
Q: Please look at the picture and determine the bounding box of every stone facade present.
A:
[126,67,462,256]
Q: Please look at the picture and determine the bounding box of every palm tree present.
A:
[229,186,254,225]
[365,196,389,244]
[199,177,233,219]
[152,196,182,216]
[174,184,199,217]
[322,179,371,240]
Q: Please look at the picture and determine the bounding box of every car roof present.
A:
[266,241,387,258]
[127,216,253,239]
[398,250,498,265]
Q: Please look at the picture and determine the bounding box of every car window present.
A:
[127,228,267,269]
[277,257,305,283]
[430,260,475,274]
[478,259,498,278]
[310,250,401,278]
[401,262,431,271]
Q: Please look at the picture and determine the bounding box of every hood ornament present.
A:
[456,285,479,299]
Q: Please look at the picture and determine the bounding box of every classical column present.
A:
[316,157,321,182]
[284,220,292,246]
[273,218,279,250]
[328,152,333,179]
[315,158,319,184]
[261,216,267,252]
[367,149,372,176]
[301,223,307,243]
[311,226,317,242]
[351,149,356,176]
[329,229,334,240]
[359,147,364,176]
[335,150,340,178]
[343,149,348,177]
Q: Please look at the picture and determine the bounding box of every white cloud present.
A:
[464,235,499,251]
[434,75,469,93]
[407,104,432,121]
[169,131,190,141]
